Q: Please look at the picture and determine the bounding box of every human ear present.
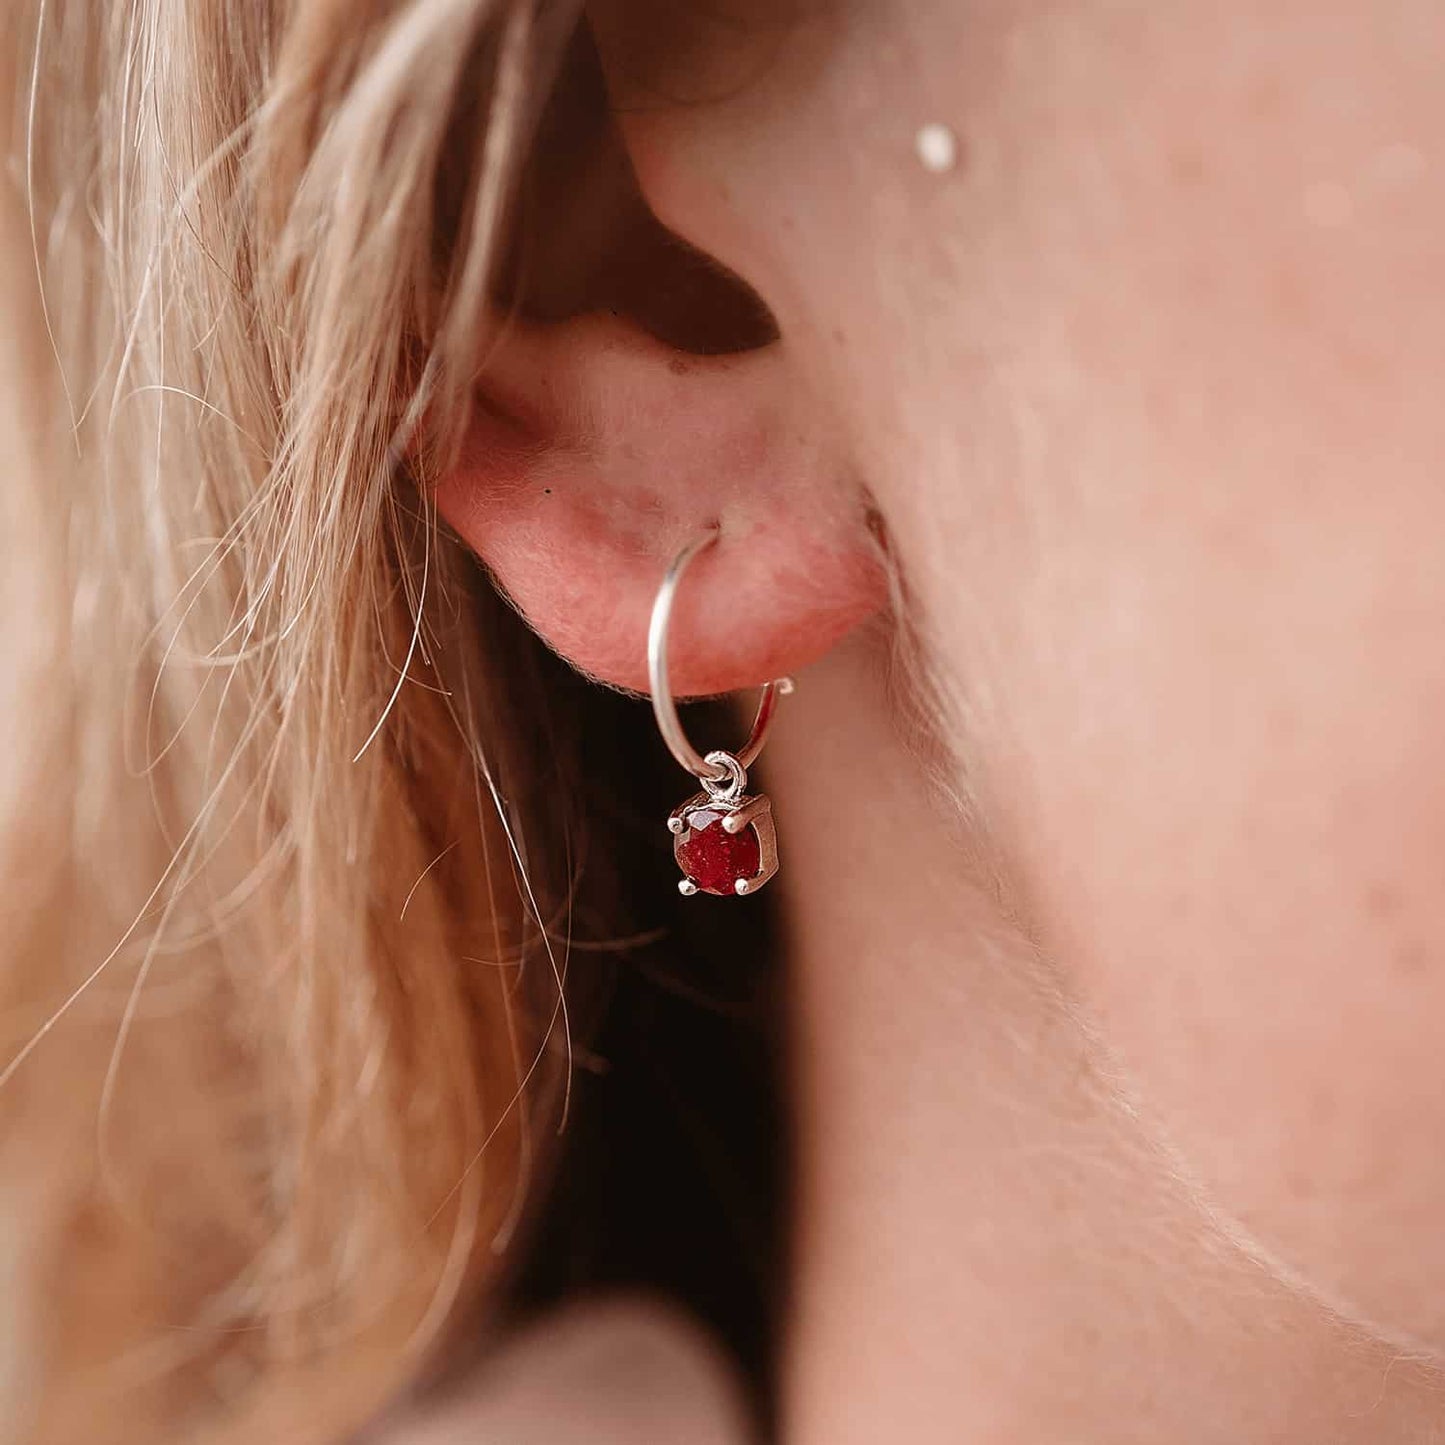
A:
[433,23,884,697]
[436,315,885,696]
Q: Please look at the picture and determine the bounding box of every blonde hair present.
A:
[0,1,579,1438]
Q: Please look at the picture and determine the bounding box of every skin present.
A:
[440,1,1445,1437]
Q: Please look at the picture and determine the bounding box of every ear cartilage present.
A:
[915,123,958,175]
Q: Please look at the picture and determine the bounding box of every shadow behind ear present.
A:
[493,20,779,357]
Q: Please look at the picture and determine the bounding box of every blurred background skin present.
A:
[9,1,1445,1442]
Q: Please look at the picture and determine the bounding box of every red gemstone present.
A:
[675,806,760,896]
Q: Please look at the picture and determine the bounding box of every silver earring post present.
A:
[915,122,958,174]
[647,525,791,897]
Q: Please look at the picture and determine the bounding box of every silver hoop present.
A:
[647,525,793,784]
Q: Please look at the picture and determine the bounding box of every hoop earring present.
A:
[648,526,792,897]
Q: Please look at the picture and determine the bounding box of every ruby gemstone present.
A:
[675,806,760,896]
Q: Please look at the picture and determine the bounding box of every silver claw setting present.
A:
[668,787,778,898]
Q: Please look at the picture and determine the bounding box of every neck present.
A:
[765,630,1440,1444]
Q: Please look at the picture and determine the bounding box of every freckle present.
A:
[543,487,552,495]
[1284,1168,1317,1201]
[1364,882,1402,918]
[1271,264,1309,326]
[1247,76,1283,119]
[1169,147,1207,185]
[1304,181,1353,229]
[1392,942,1431,978]
[1373,141,1428,187]
[668,357,689,375]
[1308,1085,1338,1127]
[831,327,845,345]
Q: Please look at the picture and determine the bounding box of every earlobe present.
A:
[436,313,887,697]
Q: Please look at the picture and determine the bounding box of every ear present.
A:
[436,313,886,697]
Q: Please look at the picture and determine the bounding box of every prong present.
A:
[722,794,773,834]
[738,855,779,896]
[678,878,698,897]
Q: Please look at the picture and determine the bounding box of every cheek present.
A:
[885,8,1445,1348]
[1000,517,1445,1348]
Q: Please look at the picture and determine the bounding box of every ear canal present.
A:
[492,20,779,357]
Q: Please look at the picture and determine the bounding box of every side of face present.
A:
[584,0,1445,1350]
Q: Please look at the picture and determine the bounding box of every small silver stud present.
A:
[668,817,684,835]
[734,878,752,896]
[915,123,958,175]
[678,878,698,897]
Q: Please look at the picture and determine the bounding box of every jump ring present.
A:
[700,750,747,803]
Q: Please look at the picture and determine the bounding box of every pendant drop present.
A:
[669,778,779,897]
[647,527,791,901]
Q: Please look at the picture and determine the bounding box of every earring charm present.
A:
[648,526,791,897]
